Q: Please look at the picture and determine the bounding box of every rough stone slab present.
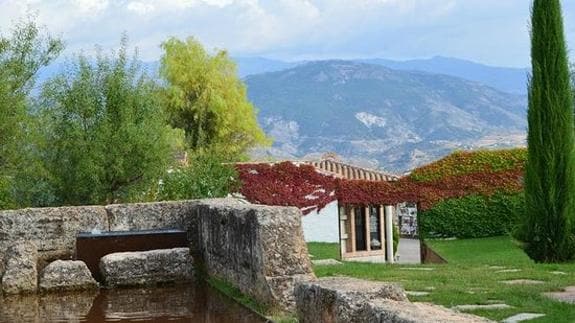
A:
[502,313,546,323]
[0,206,108,270]
[501,279,545,285]
[312,259,342,266]
[1,241,38,294]
[100,248,193,287]
[39,260,98,292]
[488,266,506,270]
[105,201,198,232]
[195,199,316,311]
[295,277,492,323]
[453,304,512,311]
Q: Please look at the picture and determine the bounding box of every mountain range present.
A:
[245,60,527,172]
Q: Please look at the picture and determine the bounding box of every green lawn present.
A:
[308,237,575,322]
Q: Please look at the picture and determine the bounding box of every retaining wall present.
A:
[0,199,315,310]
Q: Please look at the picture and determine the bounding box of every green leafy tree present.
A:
[519,0,575,262]
[159,37,270,160]
[157,151,239,201]
[41,38,175,205]
[0,18,63,208]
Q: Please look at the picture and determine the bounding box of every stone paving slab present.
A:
[550,271,567,275]
[500,279,545,285]
[502,313,546,323]
[400,267,435,271]
[406,291,430,296]
[311,259,342,266]
[495,269,522,273]
[452,304,512,311]
[543,285,575,304]
[488,266,506,270]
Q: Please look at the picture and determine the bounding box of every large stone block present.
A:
[194,199,316,311]
[295,277,492,323]
[105,201,198,231]
[1,241,39,295]
[99,248,193,287]
[0,206,108,269]
[39,260,98,292]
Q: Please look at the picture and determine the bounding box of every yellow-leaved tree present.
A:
[159,37,270,160]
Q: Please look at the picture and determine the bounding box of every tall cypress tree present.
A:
[520,0,575,262]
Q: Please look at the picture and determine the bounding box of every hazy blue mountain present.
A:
[359,56,529,95]
[233,57,300,77]
[246,60,526,172]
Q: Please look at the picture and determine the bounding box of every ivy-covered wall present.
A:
[419,192,524,239]
[414,148,526,239]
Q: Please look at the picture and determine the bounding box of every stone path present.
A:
[502,313,546,323]
[396,238,421,264]
[501,279,545,285]
[311,259,342,266]
[452,303,512,311]
[543,286,575,304]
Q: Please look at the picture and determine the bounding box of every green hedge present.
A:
[419,192,524,239]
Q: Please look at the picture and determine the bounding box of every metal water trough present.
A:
[75,229,188,282]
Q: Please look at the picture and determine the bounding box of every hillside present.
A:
[245,60,527,172]
[360,56,529,95]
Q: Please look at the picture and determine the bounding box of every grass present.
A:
[308,237,575,322]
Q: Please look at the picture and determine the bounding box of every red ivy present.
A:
[237,162,336,215]
[237,161,524,214]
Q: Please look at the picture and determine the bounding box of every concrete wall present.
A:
[0,199,315,310]
[301,201,339,243]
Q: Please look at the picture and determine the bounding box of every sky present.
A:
[1,0,574,68]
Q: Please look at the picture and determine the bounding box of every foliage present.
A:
[393,225,399,255]
[237,151,524,216]
[158,151,239,201]
[40,37,174,205]
[335,169,523,211]
[419,192,524,239]
[409,149,526,182]
[518,0,575,262]
[237,162,336,214]
[0,17,63,209]
[159,37,270,159]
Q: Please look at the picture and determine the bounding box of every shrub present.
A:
[158,152,239,201]
[393,225,399,255]
[420,192,524,239]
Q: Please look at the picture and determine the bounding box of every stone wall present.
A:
[0,206,108,272]
[0,199,315,310]
[195,200,316,311]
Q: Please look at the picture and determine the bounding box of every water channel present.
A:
[0,284,269,323]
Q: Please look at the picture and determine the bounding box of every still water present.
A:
[0,284,269,323]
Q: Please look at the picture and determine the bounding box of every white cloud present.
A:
[127,1,155,15]
[1,0,574,67]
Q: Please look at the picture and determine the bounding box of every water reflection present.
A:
[0,284,268,323]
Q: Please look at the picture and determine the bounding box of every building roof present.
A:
[236,154,398,182]
[307,158,399,182]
